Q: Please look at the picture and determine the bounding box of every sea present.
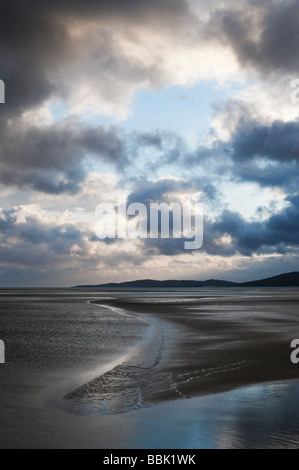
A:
[0,288,299,449]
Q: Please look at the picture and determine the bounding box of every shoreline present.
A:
[43,302,156,414]
[1,289,299,448]
[61,295,299,414]
[63,301,174,414]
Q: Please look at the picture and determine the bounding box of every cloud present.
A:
[179,99,299,190]
[1,194,299,286]
[0,0,203,194]
[0,205,83,255]
[2,0,296,122]
[0,118,128,193]
[127,176,218,207]
[234,161,298,189]
[0,0,191,116]
[145,194,299,258]
[1,0,299,285]
[231,119,299,163]
[0,119,226,195]
[124,176,299,259]
[120,194,299,258]
[0,0,266,195]
[0,0,244,119]
[210,194,299,256]
[227,110,299,188]
[0,203,149,285]
[208,0,299,76]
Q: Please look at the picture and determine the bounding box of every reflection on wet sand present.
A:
[66,289,299,414]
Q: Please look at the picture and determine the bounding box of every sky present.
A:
[0,0,299,287]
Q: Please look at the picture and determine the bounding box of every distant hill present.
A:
[74,279,236,289]
[73,271,299,289]
[240,272,299,287]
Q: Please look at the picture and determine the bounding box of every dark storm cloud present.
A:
[227,114,299,187]
[0,3,68,116]
[0,0,192,115]
[0,121,127,193]
[0,120,219,195]
[2,0,297,195]
[0,0,195,192]
[209,0,299,75]
[210,194,299,256]
[140,195,299,258]
[9,0,190,19]
[0,207,83,270]
[178,98,299,190]
[3,193,299,263]
[234,161,299,189]
[0,207,82,251]
[231,119,299,163]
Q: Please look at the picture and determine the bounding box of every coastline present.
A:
[63,302,174,414]
[1,289,299,448]
[45,301,157,414]
[61,292,299,414]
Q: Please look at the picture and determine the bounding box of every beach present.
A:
[0,288,299,448]
[63,289,299,414]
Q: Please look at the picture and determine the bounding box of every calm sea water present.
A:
[0,288,299,449]
[0,290,150,405]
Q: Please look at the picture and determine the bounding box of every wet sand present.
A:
[65,290,299,413]
[1,288,299,448]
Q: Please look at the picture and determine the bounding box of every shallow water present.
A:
[0,291,150,406]
[1,288,299,448]
[126,380,299,449]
